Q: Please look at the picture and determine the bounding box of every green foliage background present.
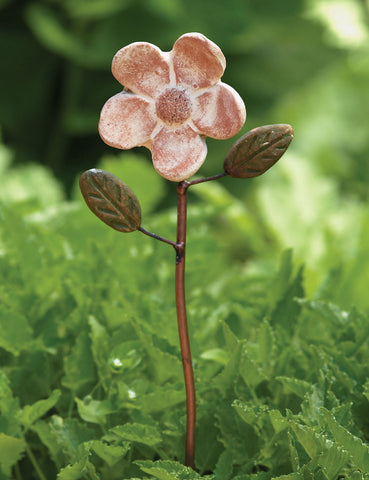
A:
[1,0,369,479]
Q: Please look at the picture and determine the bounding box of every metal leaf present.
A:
[223,124,294,179]
[79,169,141,232]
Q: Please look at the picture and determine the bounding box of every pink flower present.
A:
[99,33,246,182]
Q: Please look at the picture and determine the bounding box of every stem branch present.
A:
[138,226,178,249]
[189,172,228,186]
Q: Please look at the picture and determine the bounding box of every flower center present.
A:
[156,88,192,125]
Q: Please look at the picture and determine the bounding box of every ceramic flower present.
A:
[99,33,246,182]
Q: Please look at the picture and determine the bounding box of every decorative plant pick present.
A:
[79,32,293,470]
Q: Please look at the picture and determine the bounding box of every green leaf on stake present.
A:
[79,169,141,232]
[224,124,294,178]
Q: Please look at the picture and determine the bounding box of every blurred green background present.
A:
[1,0,369,305]
[1,4,369,476]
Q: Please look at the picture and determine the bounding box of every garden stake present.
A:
[79,32,294,470]
[175,180,195,467]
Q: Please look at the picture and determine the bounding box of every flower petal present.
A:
[99,92,157,149]
[192,83,246,139]
[172,33,226,90]
[151,126,207,181]
[112,42,170,98]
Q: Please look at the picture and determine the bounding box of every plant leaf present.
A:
[0,434,26,477]
[214,445,233,480]
[224,124,294,178]
[75,397,115,425]
[20,390,61,429]
[62,335,96,393]
[110,423,162,447]
[276,376,313,398]
[57,443,90,480]
[88,440,130,467]
[0,305,33,355]
[136,460,202,479]
[79,169,141,232]
[322,408,369,471]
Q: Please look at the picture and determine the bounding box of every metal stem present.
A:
[139,173,228,469]
[189,172,228,186]
[175,181,196,469]
[138,226,178,249]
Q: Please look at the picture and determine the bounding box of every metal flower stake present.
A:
[79,33,293,470]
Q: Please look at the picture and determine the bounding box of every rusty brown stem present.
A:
[189,172,228,186]
[138,226,178,249]
[139,174,228,468]
[175,180,196,469]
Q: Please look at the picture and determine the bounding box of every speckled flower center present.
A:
[156,88,192,125]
